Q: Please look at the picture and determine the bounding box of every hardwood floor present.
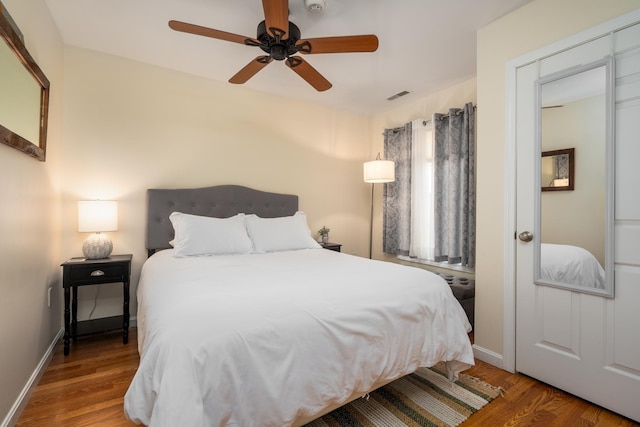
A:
[17,330,139,427]
[16,329,639,426]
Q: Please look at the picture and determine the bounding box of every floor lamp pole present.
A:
[369,183,375,259]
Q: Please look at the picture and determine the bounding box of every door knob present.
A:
[518,231,533,242]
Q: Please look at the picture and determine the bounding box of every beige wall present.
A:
[475,0,640,357]
[59,46,373,320]
[0,0,64,423]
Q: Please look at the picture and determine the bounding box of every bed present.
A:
[540,243,605,289]
[124,185,474,426]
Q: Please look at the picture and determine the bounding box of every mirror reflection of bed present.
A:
[540,243,604,289]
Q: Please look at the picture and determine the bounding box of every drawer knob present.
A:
[91,270,105,277]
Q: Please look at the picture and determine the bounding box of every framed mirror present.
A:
[541,148,574,191]
[0,2,50,161]
[534,56,614,298]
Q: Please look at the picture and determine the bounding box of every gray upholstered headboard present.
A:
[146,185,299,256]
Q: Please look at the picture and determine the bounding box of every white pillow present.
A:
[245,211,321,253]
[169,212,254,257]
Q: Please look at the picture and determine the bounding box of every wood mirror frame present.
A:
[0,2,50,161]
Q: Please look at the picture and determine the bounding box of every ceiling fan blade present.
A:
[229,56,273,84]
[296,35,379,54]
[169,20,259,45]
[262,0,289,39]
[285,56,332,92]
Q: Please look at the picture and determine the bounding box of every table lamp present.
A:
[78,200,118,259]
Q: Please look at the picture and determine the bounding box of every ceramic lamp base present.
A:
[82,233,113,259]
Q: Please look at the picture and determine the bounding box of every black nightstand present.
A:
[61,254,132,356]
[320,242,342,252]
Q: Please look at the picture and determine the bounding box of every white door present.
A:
[515,21,640,422]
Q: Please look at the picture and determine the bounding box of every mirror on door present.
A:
[534,56,614,297]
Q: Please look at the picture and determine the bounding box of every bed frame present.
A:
[146,185,298,257]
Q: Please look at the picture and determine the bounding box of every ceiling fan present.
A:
[168,0,379,92]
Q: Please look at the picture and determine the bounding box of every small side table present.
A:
[61,254,132,356]
[320,242,342,252]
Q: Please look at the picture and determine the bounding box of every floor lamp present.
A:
[363,154,395,259]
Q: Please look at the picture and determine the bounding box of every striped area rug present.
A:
[304,363,502,427]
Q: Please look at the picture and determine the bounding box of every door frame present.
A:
[502,8,640,373]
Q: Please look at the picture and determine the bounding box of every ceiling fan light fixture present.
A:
[271,44,287,60]
[305,0,325,13]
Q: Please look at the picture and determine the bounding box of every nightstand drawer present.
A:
[69,264,126,283]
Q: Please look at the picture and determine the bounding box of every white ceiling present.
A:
[44,0,531,115]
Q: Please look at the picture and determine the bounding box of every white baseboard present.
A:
[473,343,510,372]
[2,328,63,427]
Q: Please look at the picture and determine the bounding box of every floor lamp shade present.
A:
[363,160,395,183]
[78,200,118,259]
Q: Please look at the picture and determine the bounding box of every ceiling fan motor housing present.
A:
[256,20,301,61]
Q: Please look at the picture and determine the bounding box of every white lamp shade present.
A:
[363,160,395,183]
[78,201,118,232]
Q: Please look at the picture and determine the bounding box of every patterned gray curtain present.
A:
[382,123,412,255]
[555,154,569,179]
[433,102,476,267]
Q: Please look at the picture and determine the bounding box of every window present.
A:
[383,103,476,269]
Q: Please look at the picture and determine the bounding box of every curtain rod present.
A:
[384,104,477,133]
[426,103,477,124]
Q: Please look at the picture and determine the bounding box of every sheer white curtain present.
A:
[409,119,435,260]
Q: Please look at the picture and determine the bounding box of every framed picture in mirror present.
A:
[541,148,574,191]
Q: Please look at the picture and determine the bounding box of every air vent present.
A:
[386,90,410,101]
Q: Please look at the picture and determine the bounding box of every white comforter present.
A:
[124,249,474,427]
